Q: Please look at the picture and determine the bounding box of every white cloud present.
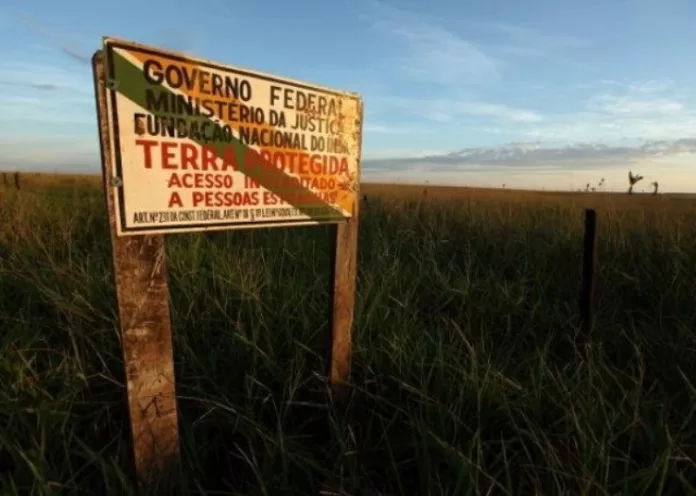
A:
[364,2,497,85]
[0,59,93,94]
[455,102,542,122]
[364,147,453,160]
[475,21,590,65]
[364,138,696,174]
[378,96,543,123]
[531,79,696,141]
[363,123,436,135]
[482,22,588,48]
[0,83,95,125]
[598,78,675,95]
[497,46,548,58]
[0,41,97,171]
[0,44,96,131]
[589,94,683,115]
[522,116,696,143]
[9,10,93,65]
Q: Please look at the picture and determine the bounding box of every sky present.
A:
[1,0,696,192]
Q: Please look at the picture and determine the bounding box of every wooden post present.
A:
[92,50,181,490]
[327,108,363,400]
[328,215,359,399]
[579,208,597,347]
[14,172,19,189]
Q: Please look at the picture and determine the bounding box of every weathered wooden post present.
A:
[92,49,180,491]
[328,111,362,398]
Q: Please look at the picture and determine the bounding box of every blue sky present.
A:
[2,0,696,192]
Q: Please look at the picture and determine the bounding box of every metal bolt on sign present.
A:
[106,78,120,90]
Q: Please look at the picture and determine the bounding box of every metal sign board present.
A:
[101,37,363,236]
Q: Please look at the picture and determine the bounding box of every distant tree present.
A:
[585,183,590,192]
[652,181,659,196]
[628,170,644,195]
[591,187,595,192]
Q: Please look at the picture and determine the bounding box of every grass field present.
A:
[1,172,696,495]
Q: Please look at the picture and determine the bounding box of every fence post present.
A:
[579,208,597,349]
[14,172,20,189]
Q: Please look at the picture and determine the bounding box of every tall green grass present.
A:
[1,186,696,494]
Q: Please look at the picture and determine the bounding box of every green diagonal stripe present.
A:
[106,47,348,221]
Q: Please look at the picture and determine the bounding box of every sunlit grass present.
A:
[1,177,695,494]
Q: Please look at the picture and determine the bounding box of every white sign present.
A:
[101,37,363,236]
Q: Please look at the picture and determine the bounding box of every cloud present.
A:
[587,80,684,116]
[0,80,60,91]
[1,98,95,124]
[0,62,95,126]
[363,122,437,135]
[591,94,683,115]
[12,7,208,68]
[379,96,543,123]
[473,21,589,64]
[11,10,91,66]
[363,147,453,160]
[0,45,96,171]
[483,22,588,49]
[363,138,696,174]
[156,26,205,57]
[448,102,542,122]
[518,79,696,142]
[0,36,97,130]
[598,78,675,95]
[0,57,93,95]
[521,116,696,143]
[364,2,497,85]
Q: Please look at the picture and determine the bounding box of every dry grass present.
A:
[0,171,100,190]
[1,172,696,494]
[362,181,695,212]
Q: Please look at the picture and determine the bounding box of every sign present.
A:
[93,38,363,489]
[102,37,363,236]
